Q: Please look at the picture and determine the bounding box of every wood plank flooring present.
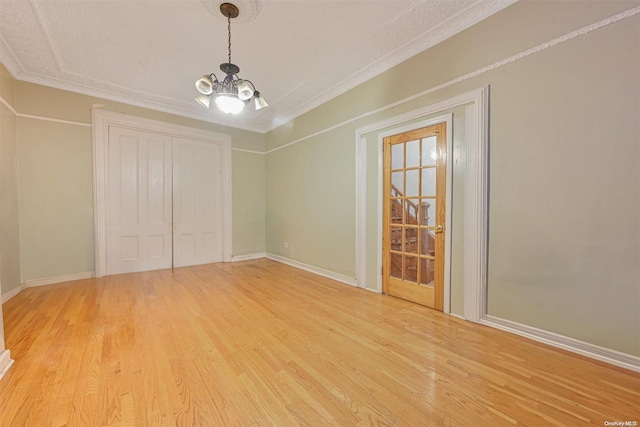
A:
[0,259,638,426]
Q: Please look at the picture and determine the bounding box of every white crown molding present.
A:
[268,0,518,132]
[1,70,266,133]
[266,5,640,154]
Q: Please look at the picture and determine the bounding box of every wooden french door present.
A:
[383,123,446,310]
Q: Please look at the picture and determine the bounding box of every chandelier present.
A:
[195,2,268,115]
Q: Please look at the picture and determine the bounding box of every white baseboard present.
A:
[364,287,382,294]
[24,271,94,288]
[266,253,358,288]
[1,283,26,304]
[0,349,14,380]
[482,315,640,373]
[231,252,267,262]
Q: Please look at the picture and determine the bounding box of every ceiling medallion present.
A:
[199,0,262,24]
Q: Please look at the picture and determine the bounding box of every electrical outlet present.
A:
[284,242,289,249]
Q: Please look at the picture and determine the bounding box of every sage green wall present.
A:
[15,81,266,281]
[0,62,18,355]
[266,125,355,276]
[17,118,94,280]
[0,62,15,106]
[232,150,265,257]
[0,63,21,298]
[265,0,640,356]
[486,13,639,356]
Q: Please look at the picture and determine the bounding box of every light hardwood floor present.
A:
[0,259,638,426]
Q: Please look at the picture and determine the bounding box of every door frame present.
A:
[379,116,453,311]
[355,86,489,322]
[92,108,233,278]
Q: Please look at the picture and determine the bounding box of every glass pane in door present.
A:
[390,253,403,279]
[420,228,435,257]
[420,198,436,227]
[420,258,435,285]
[390,199,403,224]
[421,168,436,196]
[404,228,418,254]
[406,198,419,225]
[390,226,402,251]
[421,136,437,166]
[391,143,404,170]
[391,171,404,194]
[404,255,418,282]
[406,140,420,168]
[406,170,419,197]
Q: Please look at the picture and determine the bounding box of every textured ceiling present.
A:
[0,0,515,133]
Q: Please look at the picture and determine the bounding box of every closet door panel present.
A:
[107,127,173,274]
[173,138,223,268]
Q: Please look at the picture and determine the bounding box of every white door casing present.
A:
[93,109,232,278]
[172,138,224,268]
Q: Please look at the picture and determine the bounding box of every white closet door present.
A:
[107,126,173,274]
[172,138,223,268]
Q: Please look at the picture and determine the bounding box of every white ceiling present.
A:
[0,0,515,133]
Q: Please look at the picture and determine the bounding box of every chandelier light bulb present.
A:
[215,95,245,114]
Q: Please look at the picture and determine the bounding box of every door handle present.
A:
[435,225,443,233]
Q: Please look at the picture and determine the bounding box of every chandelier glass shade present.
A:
[195,3,267,115]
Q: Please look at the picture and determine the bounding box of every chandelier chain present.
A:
[227,16,232,64]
